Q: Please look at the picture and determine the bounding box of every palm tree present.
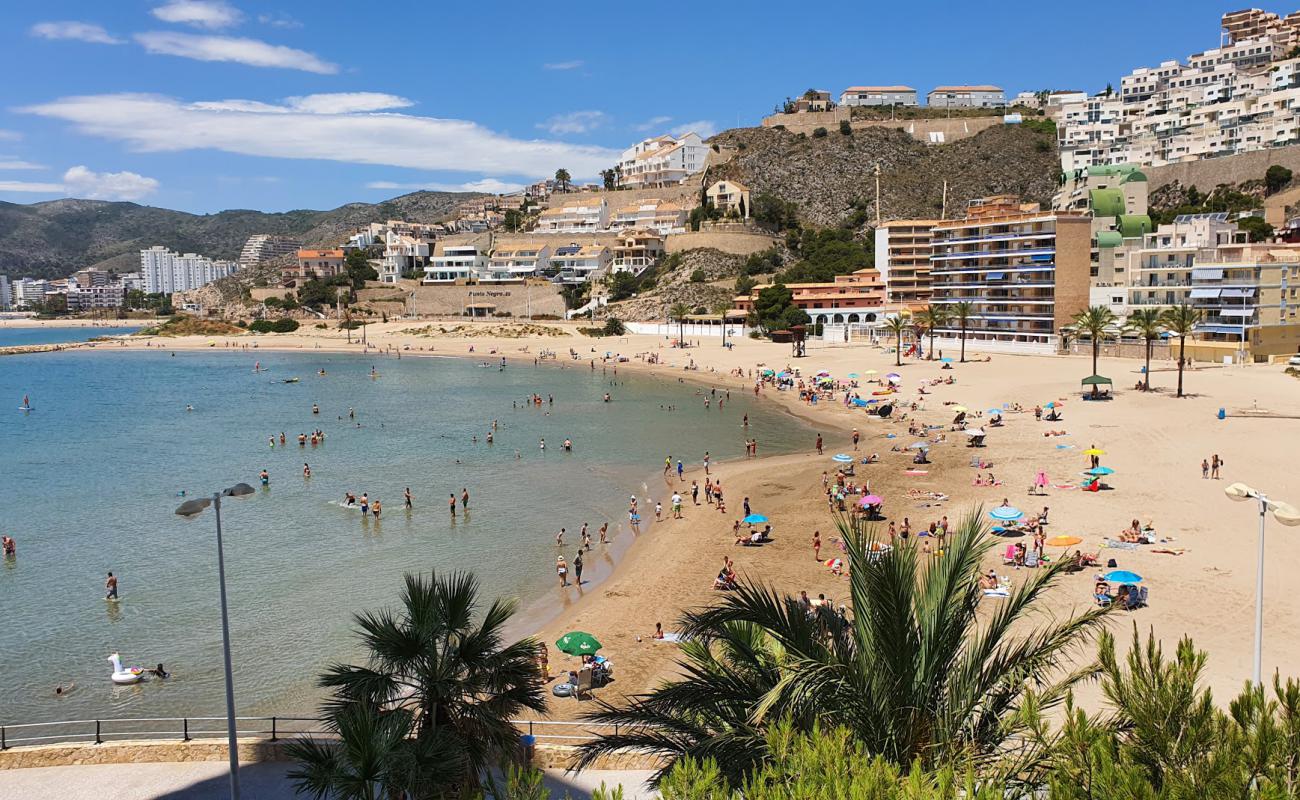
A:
[1072,305,1118,379]
[950,300,974,362]
[577,510,1109,787]
[915,305,951,360]
[554,168,571,193]
[1123,308,1164,391]
[883,315,908,366]
[670,301,691,345]
[302,571,546,797]
[1161,302,1202,398]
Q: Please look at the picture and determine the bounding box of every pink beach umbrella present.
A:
[859,494,883,506]
[1034,471,1049,487]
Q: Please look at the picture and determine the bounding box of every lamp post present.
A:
[1223,482,1300,685]
[175,482,256,800]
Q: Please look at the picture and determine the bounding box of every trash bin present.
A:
[520,733,536,763]
[1217,407,1226,420]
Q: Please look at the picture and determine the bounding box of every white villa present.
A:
[422,244,488,284]
[536,199,609,234]
[486,242,552,282]
[610,230,664,276]
[608,198,688,234]
[617,133,708,189]
[549,243,611,285]
[705,180,751,218]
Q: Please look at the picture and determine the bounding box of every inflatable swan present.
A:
[109,653,145,685]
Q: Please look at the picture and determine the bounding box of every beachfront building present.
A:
[422,244,487,284]
[11,278,53,308]
[485,242,551,282]
[0,274,10,310]
[286,249,346,284]
[608,198,688,234]
[705,180,751,219]
[610,230,665,276]
[926,85,1006,108]
[140,246,238,295]
[928,196,1092,353]
[238,235,302,269]
[548,243,610,285]
[731,268,889,326]
[536,199,609,234]
[1185,243,1300,361]
[617,133,708,189]
[875,219,941,304]
[839,85,918,107]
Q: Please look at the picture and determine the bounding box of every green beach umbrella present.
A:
[556,631,602,655]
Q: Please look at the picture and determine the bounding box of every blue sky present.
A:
[0,0,1241,213]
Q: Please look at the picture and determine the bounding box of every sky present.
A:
[0,0,1246,214]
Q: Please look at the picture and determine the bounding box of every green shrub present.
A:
[603,317,626,336]
[689,269,707,283]
[812,127,828,138]
[271,318,299,333]
[838,120,851,135]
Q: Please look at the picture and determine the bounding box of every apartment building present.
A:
[839,86,918,107]
[238,235,302,269]
[381,234,432,283]
[875,220,942,304]
[617,133,708,189]
[288,249,346,283]
[486,243,551,282]
[928,196,1092,352]
[548,244,610,285]
[926,85,1005,108]
[609,230,664,276]
[66,282,125,310]
[422,244,488,284]
[140,246,238,294]
[1186,242,1300,361]
[705,180,751,219]
[731,268,889,326]
[0,274,10,310]
[608,198,688,234]
[12,278,53,308]
[536,198,609,234]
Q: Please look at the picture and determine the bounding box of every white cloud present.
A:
[257,12,303,29]
[286,93,413,114]
[0,166,160,200]
[134,32,338,74]
[0,130,22,141]
[543,60,584,71]
[537,110,608,135]
[672,120,718,138]
[633,115,673,132]
[151,0,243,29]
[0,159,46,170]
[366,178,525,194]
[21,93,620,180]
[62,166,160,201]
[30,21,123,45]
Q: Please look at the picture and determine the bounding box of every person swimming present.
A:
[344,491,357,506]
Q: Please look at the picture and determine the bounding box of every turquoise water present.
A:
[0,349,809,725]
[0,325,143,347]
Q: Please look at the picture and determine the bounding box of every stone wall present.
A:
[761,111,1000,142]
[407,282,566,318]
[541,182,701,212]
[665,231,779,256]
[761,108,850,131]
[1146,144,1300,191]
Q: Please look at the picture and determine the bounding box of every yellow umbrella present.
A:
[863,369,878,375]
[952,405,967,413]
[1047,535,1082,547]
[1083,448,1106,456]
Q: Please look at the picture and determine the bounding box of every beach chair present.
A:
[574,668,594,701]
[1130,586,1148,610]
[1002,544,1017,565]
[1024,550,1039,568]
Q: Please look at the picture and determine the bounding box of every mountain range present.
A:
[0,190,482,281]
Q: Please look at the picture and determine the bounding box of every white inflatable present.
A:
[109,653,145,685]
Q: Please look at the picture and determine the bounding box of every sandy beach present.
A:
[19,318,1300,709]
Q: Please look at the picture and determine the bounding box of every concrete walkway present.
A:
[0,762,658,799]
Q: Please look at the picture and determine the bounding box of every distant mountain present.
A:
[0,191,483,280]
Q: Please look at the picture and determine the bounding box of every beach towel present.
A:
[654,633,684,643]
[1102,538,1139,550]
[904,470,929,475]
[1151,548,1187,556]
[983,588,1010,598]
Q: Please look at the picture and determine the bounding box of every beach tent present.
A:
[1082,374,1113,398]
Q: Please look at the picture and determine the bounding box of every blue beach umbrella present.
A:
[832,453,854,463]
[743,514,768,525]
[940,357,953,363]
[1103,570,1143,584]
[987,408,1002,415]
[908,442,930,450]
[851,398,868,407]
[847,373,859,379]
[1084,466,1115,476]
[989,506,1025,522]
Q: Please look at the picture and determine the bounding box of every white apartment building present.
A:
[422,245,487,284]
[608,199,688,234]
[238,235,302,269]
[0,274,11,310]
[548,244,610,286]
[12,278,54,308]
[926,85,1005,108]
[536,199,609,234]
[67,282,126,310]
[617,133,708,189]
[486,243,551,282]
[381,234,432,283]
[839,85,918,107]
[139,246,238,295]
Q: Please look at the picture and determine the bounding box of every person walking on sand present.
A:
[1211,454,1222,479]
[813,530,822,560]
[691,480,700,505]
[672,492,683,519]
[448,494,457,517]
[1201,458,1210,479]
[815,434,823,455]
[852,428,860,451]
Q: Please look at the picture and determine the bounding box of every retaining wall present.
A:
[1145,144,1300,190]
[665,230,779,255]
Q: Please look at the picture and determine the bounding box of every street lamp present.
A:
[1223,482,1300,686]
[175,482,256,800]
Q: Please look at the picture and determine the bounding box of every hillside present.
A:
[708,123,1060,228]
[0,190,482,280]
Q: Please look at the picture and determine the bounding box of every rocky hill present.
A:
[708,123,1060,228]
[0,191,482,280]
[599,248,749,322]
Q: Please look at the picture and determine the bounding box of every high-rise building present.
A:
[0,274,11,311]
[140,246,238,294]
[875,220,942,305]
[238,235,303,269]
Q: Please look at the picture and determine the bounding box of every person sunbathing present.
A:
[979,571,1000,590]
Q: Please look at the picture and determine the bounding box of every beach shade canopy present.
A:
[963,428,987,437]
[885,372,901,378]
[987,408,1003,414]
[863,369,878,375]
[1083,448,1106,456]
[859,494,883,506]
[940,357,954,363]
[908,441,931,450]
[851,398,868,407]
[743,514,769,525]
[1047,535,1083,547]
[1081,375,1113,386]
[1084,466,1115,476]
[832,453,854,463]
[989,506,1025,521]
[1103,570,1143,584]
[556,631,603,655]
[761,369,775,376]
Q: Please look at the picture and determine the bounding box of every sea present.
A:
[0,324,143,348]
[0,336,810,726]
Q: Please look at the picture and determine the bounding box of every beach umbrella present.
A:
[908,441,930,450]
[887,376,903,385]
[762,369,775,376]
[816,370,831,377]
[851,398,867,407]
[1083,448,1106,456]
[832,453,854,463]
[940,357,953,363]
[986,408,1002,415]
[963,428,986,437]
[743,514,769,525]
[859,494,883,506]
[1084,466,1115,476]
[1044,402,1056,409]
[1103,570,1143,584]
[885,372,900,378]
[989,506,1024,522]
[556,631,602,655]
[1047,535,1082,548]
[951,405,968,413]
[847,373,859,379]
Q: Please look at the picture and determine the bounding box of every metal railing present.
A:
[0,716,617,751]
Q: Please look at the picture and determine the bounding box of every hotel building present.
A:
[617,133,708,189]
[238,235,302,269]
[731,268,889,327]
[875,219,941,304]
[140,246,238,295]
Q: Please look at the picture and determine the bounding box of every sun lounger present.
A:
[982,588,1010,598]
[1024,550,1039,568]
